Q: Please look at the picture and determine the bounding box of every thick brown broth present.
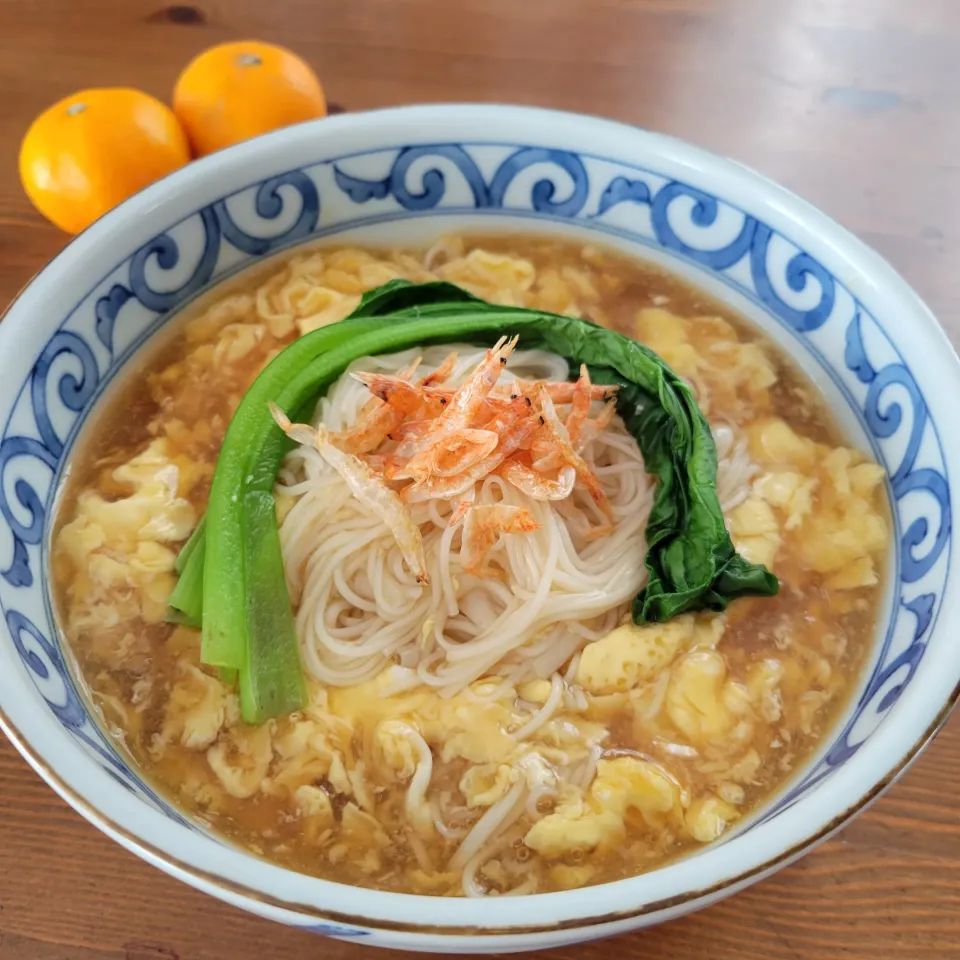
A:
[51,235,888,895]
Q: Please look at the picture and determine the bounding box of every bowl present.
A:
[1,104,957,953]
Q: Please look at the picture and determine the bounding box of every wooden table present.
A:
[2,1,960,957]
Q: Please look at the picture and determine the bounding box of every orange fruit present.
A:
[173,41,327,156]
[19,88,191,235]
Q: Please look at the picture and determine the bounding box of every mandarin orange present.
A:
[19,88,190,234]
[173,41,327,156]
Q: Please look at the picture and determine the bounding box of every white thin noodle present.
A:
[278,345,753,696]
[512,673,564,741]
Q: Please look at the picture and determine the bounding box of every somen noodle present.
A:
[276,344,756,697]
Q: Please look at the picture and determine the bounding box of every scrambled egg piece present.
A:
[375,719,424,780]
[592,757,680,828]
[518,678,554,705]
[577,615,724,695]
[632,643,789,778]
[753,471,817,531]
[525,798,624,859]
[295,785,336,843]
[56,439,197,633]
[329,673,520,766]
[634,308,703,383]
[665,650,752,744]
[213,322,265,364]
[460,763,517,807]
[320,249,412,293]
[253,250,370,336]
[583,691,631,723]
[517,751,561,793]
[262,718,336,799]
[184,292,255,343]
[799,449,888,589]
[153,663,232,754]
[633,308,776,416]
[524,757,681,858]
[255,271,297,338]
[685,794,739,842]
[560,264,601,301]
[327,753,355,799]
[440,249,536,306]
[747,659,785,723]
[796,689,833,735]
[328,801,393,876]
[711,339,777,394]
[748,417,818,469]
[207,724,273,799]
[748,419,888,589]
[295,783,334,820]
[293,286,362,336]
[437,701,517,764]
[109,441,199,539]
[532,267,584,316]
[717,781,746,805]
[728,495,781,569]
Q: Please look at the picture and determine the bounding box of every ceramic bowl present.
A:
[1,104,957,953]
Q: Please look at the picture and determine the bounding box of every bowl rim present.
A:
[2,101,959,936]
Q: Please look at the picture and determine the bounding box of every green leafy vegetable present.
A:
[200,315,393,722]
[178,279,778,723]
[350,278,487,316]
[239,489,306,717]
[174,516,205,576]
[166,518,205,627]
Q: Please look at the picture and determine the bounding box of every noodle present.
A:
[278,345,749,696]
[512,673,564,741]
[449,779,527,872]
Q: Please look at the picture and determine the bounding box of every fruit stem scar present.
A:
[238,53,263,67]
[66,103,87,116]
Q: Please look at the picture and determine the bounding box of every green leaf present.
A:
[201,316,390,681]
[167,518,205,627]
[239,490,306,722]
[173,516,205,576]
[350,279,486,317]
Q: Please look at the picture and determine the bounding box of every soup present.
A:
[51,236,889,897]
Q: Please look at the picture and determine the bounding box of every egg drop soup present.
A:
[51,236,889,897]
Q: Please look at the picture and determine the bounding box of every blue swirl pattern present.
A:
[334,145,589,217]
[214,171,320,255]
[591,177,837,331]
[0,141,950,893]
[129,207,222,313]
[0,436,55,587]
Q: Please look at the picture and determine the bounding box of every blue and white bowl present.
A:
[1,104,957,952]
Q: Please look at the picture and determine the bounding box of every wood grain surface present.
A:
[2,1,960,957]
